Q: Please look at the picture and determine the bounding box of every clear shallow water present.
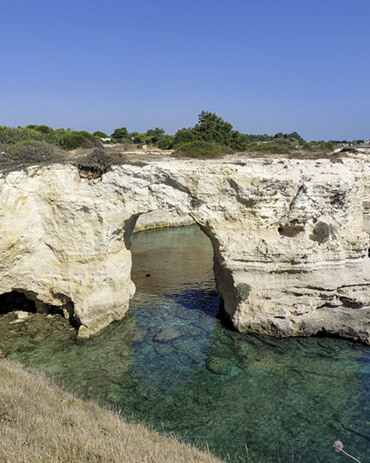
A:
[1,225,369,462]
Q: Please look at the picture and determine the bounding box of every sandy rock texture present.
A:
[0,157,369,342]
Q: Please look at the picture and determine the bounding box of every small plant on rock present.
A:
[310,221,330,244]
[235,283,251,303]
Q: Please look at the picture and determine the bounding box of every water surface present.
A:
[1,225,369,462]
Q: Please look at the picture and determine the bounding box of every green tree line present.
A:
[0,112,337,156]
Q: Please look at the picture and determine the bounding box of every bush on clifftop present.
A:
[74,148,123,178]
[173,140,233,158]
[0,140,63,170]
[246,142,292,154]
[0,126,102,150]
[60,131,101,149]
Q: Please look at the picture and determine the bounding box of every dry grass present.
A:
[0,360,222,463]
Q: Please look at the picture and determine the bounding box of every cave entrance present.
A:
[0,291,37,315]
[129,212,220,317]
[0,290,79,328]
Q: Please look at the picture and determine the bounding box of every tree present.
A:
[157,135,174,150]
[129,132,150,144]
[93,131,108,138]
[25,124,52,134]
[193,111,233,145]
[172,127,196,146]
[173,111,251,151]
[229,131,250,151]
[146,128,165,143]
[111,127,129,142]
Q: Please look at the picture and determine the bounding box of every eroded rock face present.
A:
[0,157,369,342]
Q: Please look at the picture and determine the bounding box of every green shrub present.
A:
[0,127,44,145]
[246,142,292,154]
[60,133,88,149]
[303,141,334,152]
[146,128,165,143]
[173,127,197,146]
[34,125,53,134]
[25,124,52,134]
[310,221,330,244]
[173,140,233,158]
[93,131,108,138]
[235,283,251,303]
[111,127,129,142]
[0,140,61,171]
[0,126,101,151]
[60,131,101,150]
[8,140,59,159]
[157,135,174,150]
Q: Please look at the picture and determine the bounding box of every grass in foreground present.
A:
[0,360,222,463]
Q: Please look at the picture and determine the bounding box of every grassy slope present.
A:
[0,360,222,463]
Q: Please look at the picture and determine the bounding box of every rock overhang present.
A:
[0,156,369,343]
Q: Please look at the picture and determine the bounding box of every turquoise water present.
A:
[1,225,369,462]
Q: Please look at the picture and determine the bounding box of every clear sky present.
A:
[1,0,369,140]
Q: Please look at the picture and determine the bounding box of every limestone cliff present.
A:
[0,157,369,342]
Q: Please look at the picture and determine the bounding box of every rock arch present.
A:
[0,158,369,343]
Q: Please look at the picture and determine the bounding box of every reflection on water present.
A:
[0,225,369,462]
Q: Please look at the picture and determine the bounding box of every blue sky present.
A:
[1,0,369,140]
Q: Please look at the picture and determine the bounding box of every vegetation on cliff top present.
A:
[104,111,336,157]
[173,140,234,158]
[0,125,102,150]
[1,111,337,155]
[0,111,354,166]
[134,111,334,154]
[0,360,222,463]
[73,148,124,178]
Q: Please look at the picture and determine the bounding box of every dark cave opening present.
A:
[0,290,37,315]
[0,290,80,329]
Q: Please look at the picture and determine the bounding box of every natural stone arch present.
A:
[0,158,369,343]
[116,207,237,340]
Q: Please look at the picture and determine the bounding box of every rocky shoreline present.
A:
[0,155,369,343]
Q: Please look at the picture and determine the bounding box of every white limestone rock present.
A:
[133,210,194,232]
[0,156,369,343]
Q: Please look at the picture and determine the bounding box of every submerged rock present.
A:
[154,328,181,343]
[131,328,148,343]
[153,342,174,357]
[206,357,233,375]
